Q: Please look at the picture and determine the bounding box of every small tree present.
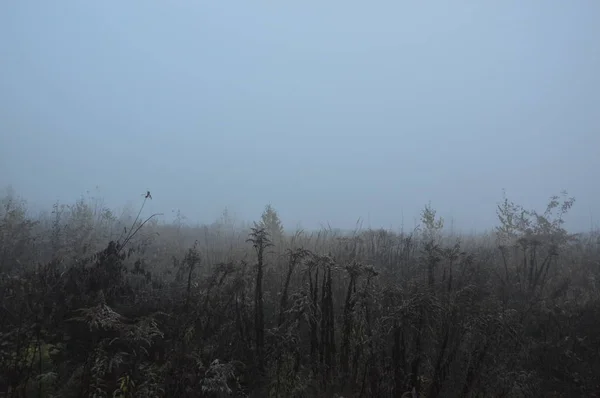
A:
[495,190,575,297]
[420,202,444,244]
[259,204,284,245]
[420,202,444,289]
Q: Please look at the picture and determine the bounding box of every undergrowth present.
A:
[1,189,599,397]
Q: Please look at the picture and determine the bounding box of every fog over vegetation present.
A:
[1,2,600,398]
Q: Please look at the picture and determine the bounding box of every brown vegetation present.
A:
[0,189,599,397]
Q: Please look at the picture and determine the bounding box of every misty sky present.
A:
[1,1,599,232]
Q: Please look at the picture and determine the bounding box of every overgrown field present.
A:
[1,190,599,397]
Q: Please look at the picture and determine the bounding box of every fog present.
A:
[1,1,599,232]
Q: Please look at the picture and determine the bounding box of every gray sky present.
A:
[1,1,599,232]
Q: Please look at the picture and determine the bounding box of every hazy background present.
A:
[1,1,599,232]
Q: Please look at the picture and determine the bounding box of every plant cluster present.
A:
[1,189,599,397]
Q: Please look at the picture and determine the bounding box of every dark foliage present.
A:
[1,192,600,397]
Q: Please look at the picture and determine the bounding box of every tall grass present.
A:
[0,189,599,397]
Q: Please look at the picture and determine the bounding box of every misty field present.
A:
[1,190,599,398]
